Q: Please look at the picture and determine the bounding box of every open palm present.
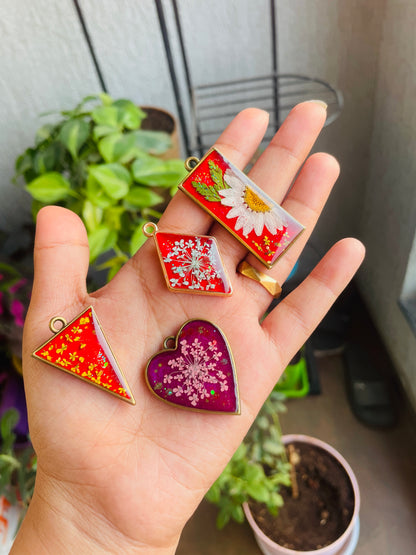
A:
[16,103,364,554]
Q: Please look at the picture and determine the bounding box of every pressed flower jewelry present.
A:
[142,222,232,296]
[32,307,135,404]
[145,319,240,414]
[179,148,304,268]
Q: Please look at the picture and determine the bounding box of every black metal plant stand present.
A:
[155,0,343,157]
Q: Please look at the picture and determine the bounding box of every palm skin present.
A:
[14,103,365,554]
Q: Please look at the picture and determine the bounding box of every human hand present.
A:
[14,102,365,554]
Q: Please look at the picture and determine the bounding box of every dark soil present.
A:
[141,107,175,133]
[249,442,355,551]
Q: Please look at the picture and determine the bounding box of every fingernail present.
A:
[307,99,328,110]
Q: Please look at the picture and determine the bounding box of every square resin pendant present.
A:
[32,307,135,404]
[143,223,232,296]
[145,319,240,414]
[179,148,304,268]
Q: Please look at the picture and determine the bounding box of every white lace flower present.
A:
[219,170,285,237]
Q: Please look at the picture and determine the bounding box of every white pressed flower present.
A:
[219,169,285,237]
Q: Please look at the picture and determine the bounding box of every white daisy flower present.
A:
[219,170,285,237]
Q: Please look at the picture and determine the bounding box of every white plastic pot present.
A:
[243,434,361,555]
[0,498,21,555]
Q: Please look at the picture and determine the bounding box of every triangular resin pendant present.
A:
[146,319,240,414]
[143,223,232,296]
[32,307,135,404]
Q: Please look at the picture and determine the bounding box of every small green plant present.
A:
[14,94,187,280]
[205,391,291,529]
[0,409,36,513]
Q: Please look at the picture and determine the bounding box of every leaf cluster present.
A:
[14,94,187,280]
[191,160,230,202]
[205,391,291,529]
[0,409,36,513]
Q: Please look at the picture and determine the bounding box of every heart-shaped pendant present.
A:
[145,320,240,414]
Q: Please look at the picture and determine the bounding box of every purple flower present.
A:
[9,278,27,294]
[11,300,25,327]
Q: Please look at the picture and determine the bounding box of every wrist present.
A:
[11,470,179,554]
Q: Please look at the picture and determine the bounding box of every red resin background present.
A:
[155,231,232,295]
[33,308,133,403]
[179,149,304,267]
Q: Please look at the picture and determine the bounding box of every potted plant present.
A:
[205,391,292,529]
[206,396,360,554]
[14,93,187,281]
[0,409,36,552]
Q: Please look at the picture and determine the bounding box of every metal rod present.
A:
[270,0,279,128]
[154,0,191,155]
[196,87,335,111]
[194,73,335,91]
[72,0,108,92]
[171,0,203,155]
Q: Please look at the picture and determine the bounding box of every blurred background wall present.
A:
[1,0,415,406]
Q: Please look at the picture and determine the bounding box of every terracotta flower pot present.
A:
[140,106,180,160]
[243,435,360,555]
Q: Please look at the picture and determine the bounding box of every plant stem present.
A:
[288,444,300,499]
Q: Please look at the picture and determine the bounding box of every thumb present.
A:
[27,206,90,331]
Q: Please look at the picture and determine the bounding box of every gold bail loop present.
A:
[143,222,159,237]
[184,156,200,172]
[49,316,67,334]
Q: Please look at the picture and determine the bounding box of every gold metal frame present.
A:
[178,147,305,269]
[32,306,136,405]
[144,319,241,415]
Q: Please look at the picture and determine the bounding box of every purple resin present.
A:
[146,320,239,413]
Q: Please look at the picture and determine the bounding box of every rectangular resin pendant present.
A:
[179,148,304,268]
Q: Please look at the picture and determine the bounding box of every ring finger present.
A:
[237,151,340,314]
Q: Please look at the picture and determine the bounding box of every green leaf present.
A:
[232,443,247,462]
[93,125,120,141]
[129,224,148,256]
[26,172,72,203]
[0,454,20,469]
[1,409,19,441]
[216,507,231,530]
[88,226,118,262]
[104,206,125,231]
[86,174,116,208]
[33,142,61,174]
[246,482,270,503]
[92,106,121,128]
[256,416,269,430]
[112,99,146,129]
[82,200,103,232]
[231,505,245,523]
[98,132,138,164]
[133,130,171,155]
[89,163,131,199]
[191,180,222,202]
[244,464,264,482]
[124,186,163,208]
[263,440,283,456]
[58,119,90,159]
[15,148,35,176]
[35,123,55,145]
[208,160,229,191]
[205,482,221,504]
[132,157,186,187]
[99,92,114,106]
